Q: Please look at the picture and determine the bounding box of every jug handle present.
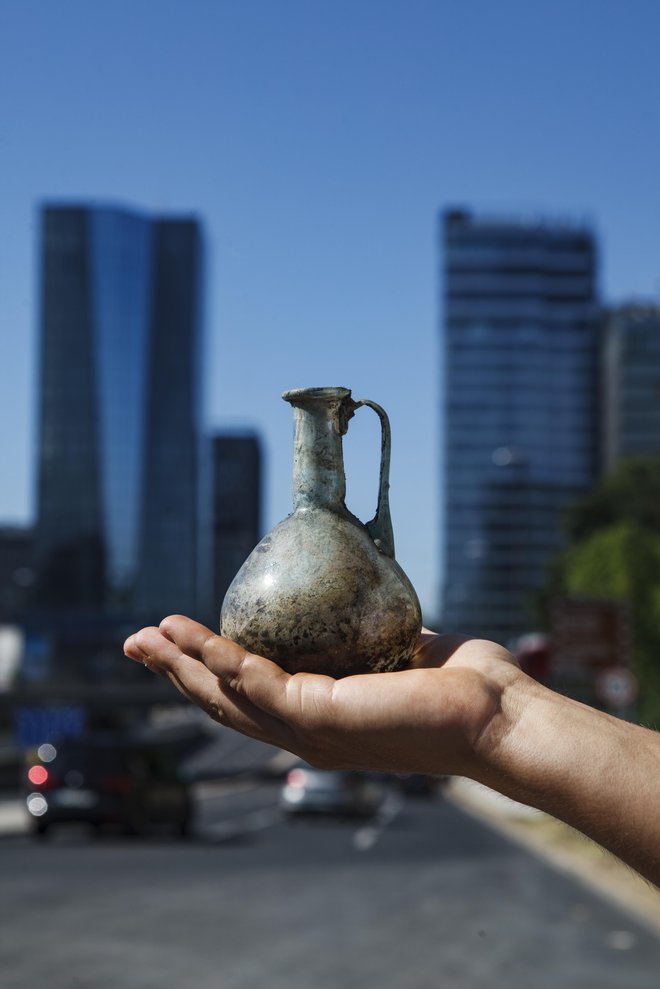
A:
[353,399,395,559]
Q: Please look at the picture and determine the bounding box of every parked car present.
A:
[280,764,385,818]
[24,733,194,838]
[395,773,443,799]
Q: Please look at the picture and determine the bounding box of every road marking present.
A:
[353,826,379,851]
[352,793,403,852]
[202,806,282,842]
[606,930,637,951]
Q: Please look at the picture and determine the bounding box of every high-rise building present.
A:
[602,304,660,471]
[0,525,33,621]
[210,432,262,626]
[34,204,203,623]
[441,209,599,645]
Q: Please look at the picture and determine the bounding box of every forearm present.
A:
[476,673,660,885]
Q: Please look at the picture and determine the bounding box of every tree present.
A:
[548,457,660,728]
[566,457,660,542]
[559,521,660,726]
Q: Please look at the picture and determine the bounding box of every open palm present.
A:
[124,617,522,778]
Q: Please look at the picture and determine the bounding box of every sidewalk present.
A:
[0,795,27,837]
[446,777,660,936]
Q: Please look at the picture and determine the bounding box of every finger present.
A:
[157,615,223,660]
[169,664,292,748]
[159,614,325,724]
[128,625,295,747]
[408,632,472,669]
[124,627,161,665]
[127,623,218,689]
[157,616,259,683]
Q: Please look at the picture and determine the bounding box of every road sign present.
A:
[549,597,632,675]
[596,667,638,709]
[14,706,87,749]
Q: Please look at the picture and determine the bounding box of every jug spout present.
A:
[282,387,356,512]
[281,387,396,557]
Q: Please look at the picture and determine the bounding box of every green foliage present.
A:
[567,457,660,542]
[551,457,660,727]
[562,521,660,603]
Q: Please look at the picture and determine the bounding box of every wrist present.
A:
[469,669,657,866]
[468,667,545,794]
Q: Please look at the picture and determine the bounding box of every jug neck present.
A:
[284,388,355,512]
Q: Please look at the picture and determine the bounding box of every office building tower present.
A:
[602,305,660,472]
[34,204,203,622]
[0,525,33,621]
[441,209,599,645]
[210,433,262,624]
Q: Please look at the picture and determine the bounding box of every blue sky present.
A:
[2,0,660,618]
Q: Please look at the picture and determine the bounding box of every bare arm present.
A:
[124,617,660,885]
[481,672,660,882]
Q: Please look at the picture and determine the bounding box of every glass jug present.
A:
[220,387,422,677]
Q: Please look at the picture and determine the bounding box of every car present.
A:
[394,773,443,799]
[280,764,385,818]
[24,733,194,838]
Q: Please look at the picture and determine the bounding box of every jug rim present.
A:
[282,386,351,403]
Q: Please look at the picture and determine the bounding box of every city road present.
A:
[2,778,659,988]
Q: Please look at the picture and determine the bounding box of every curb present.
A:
[0,798,28,837]
[446,778,660,938]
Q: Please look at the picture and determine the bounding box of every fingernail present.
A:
[124,638,148,664]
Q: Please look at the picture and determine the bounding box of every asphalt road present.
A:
[2,778,659,989]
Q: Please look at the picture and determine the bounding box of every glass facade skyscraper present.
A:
[441,209,599,645]
[35,204,203,622]
[210,432,262,626]
[602,305,660,471]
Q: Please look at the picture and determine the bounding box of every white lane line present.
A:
[352,793,403,852]
[203,806,282,841]
[353,826,379,851]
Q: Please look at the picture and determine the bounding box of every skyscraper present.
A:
[210,432,262,626]
[441,209,599,645]
[34,204,203,623]
[0,525,33,622]
[602,304,660,471]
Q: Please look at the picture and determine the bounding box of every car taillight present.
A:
[287,769,308,788]
[27,765,60,789]
[28,765,49,786]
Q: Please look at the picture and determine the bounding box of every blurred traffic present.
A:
[14,724,447,841]
[23,732,194,838]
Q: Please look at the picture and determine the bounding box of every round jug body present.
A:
[220,505,421,677]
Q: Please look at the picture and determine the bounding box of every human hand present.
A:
[126,616,660,885]
[123,617,522,779]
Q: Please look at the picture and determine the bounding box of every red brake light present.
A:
[287,769,307,788]
[28,765,49,786]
